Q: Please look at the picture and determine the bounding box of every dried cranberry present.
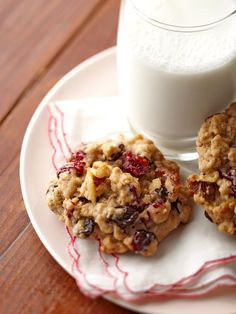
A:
[74,161,86,176]
[156,168,164,177]
[67,212,72,219]
[81,218,95,236]
[71,150,86,176]
[121,151,150,177]
[153,199,164,208]
[66,208,74,219]
[133,230,156,252]
[110,206,140,229]
[57,150,86,178]
[93,176,106,186]
[57,163,85,178]
[155,186,168,201]
[71,151,85,162]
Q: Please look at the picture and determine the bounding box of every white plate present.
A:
[20,47,236,314]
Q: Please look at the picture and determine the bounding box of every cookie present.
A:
[188,103,236,235]
[47,134,191,256]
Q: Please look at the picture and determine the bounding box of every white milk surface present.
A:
[117,0,236,149]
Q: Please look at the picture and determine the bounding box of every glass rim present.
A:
[128,0,236,32]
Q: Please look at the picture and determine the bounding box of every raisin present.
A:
[129,185,140,203]
[189,180,217,201]
[110,206,140,229]
[156,166,178,185]
[220,169,236,196]
[204,211,213,223]
[171,200,181,213]
[155,186,168,201]
[57,165,73,177]
[78,197,89,204]
[133,230,156,252]
[199,182,217,202]
[189,181,200,193]
[46,184,58,194]
[118,143,125,150]
[107,143,125,161]
[81,218,95,236]
[108,151,122,161]
[121,151,150,177]
[231,185,236,197]
[220,169,236,183]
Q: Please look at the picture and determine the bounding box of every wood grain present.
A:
[0,0,103,123]
[0,156,29,256]
[0,0,137,313]
[0,0,120,255]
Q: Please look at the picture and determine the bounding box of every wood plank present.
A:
[1,1,133,312]
[0,0,120,256]
[0,225,135,314]
[0,156,29,255]
[0,0,103,123]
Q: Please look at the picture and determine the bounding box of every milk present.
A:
[117,0,236,155]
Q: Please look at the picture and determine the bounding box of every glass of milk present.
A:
[117,0,236,160]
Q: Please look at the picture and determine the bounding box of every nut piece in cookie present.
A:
[46,134,191,256]
[188,103,236,235]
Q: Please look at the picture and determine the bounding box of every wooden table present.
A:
[2,1,236,314]
[0,0,135,313]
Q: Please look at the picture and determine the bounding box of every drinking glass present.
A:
[117,0,236,160]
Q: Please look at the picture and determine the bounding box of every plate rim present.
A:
[20,46,116,275]
[19,45,236,314]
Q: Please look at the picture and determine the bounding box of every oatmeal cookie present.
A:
[46,134,191,256]
[188,103,236,235]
